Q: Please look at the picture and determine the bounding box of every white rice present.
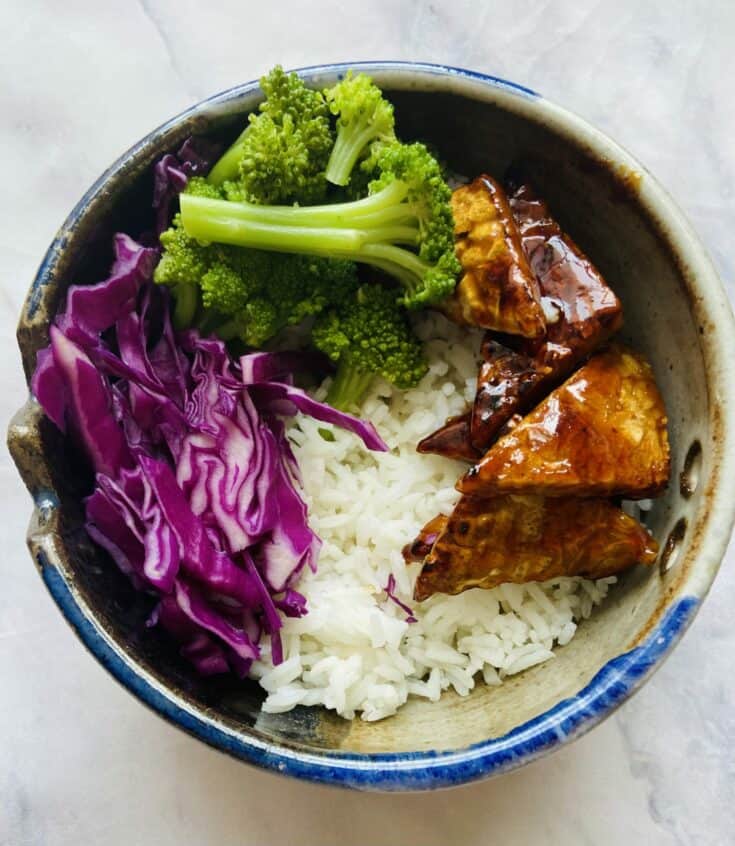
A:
[250,314,616,721]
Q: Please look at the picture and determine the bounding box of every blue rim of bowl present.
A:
[22,62,727,790]
[41,549,697,790]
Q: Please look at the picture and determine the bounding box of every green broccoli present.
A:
[210,252,359,347]
[312,284,428,411]
[180,138,460,310]
[184,176,224,200]
[154,214,210,327]
[154,66,453,413]
[323,71,395,187]
[154,205,359,345]
[216,297,281,347]
[152,177,234,327]
[207,66,333,205]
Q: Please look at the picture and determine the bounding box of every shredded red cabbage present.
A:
[384,574,417,623]
[31,233,388,675]
[152,137,222,234]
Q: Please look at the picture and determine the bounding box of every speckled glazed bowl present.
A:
[9,62,735,791]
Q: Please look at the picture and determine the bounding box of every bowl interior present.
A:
[13,67,725,763]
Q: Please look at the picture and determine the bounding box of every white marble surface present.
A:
[1,1,734,844]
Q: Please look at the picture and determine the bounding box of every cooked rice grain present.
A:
[250,314,615,721]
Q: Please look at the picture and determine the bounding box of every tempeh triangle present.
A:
[441,176,546,338]
[458,345,670,498]
[413,494,658,600]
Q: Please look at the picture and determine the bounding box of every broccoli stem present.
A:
[172,283,198,329]
[211,318,241,341]
[325,122,382,187]
[179,189,431,293]
[356,244,431,294]
[183,213,366,253]
[325,357,376,411]
[182,180,409,228]
[207,127,249,186]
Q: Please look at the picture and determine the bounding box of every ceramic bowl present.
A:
[9,62,735,791]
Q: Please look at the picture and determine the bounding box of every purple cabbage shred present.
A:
[31,191,387,675]
[384,574,417,624]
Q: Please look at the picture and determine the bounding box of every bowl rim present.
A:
[13,61,735,791]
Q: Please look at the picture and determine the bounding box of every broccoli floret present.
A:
[180,138,461,310]
[155,214,210,287]
[210,253,358,347]
[156,205,360,345]
[185,176,224,200]
[207,66,333,205]
[153,213,211,327]
[323,71,395,187]
[155,65,457,403]
[312,284,427,411]
[198,247,273,314]
[217,297,281,347]
[366,140,460,306]
[200,263,248,313]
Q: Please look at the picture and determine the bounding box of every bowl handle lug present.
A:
[7,398,66,570]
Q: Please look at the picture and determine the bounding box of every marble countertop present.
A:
[2,1,733,844]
